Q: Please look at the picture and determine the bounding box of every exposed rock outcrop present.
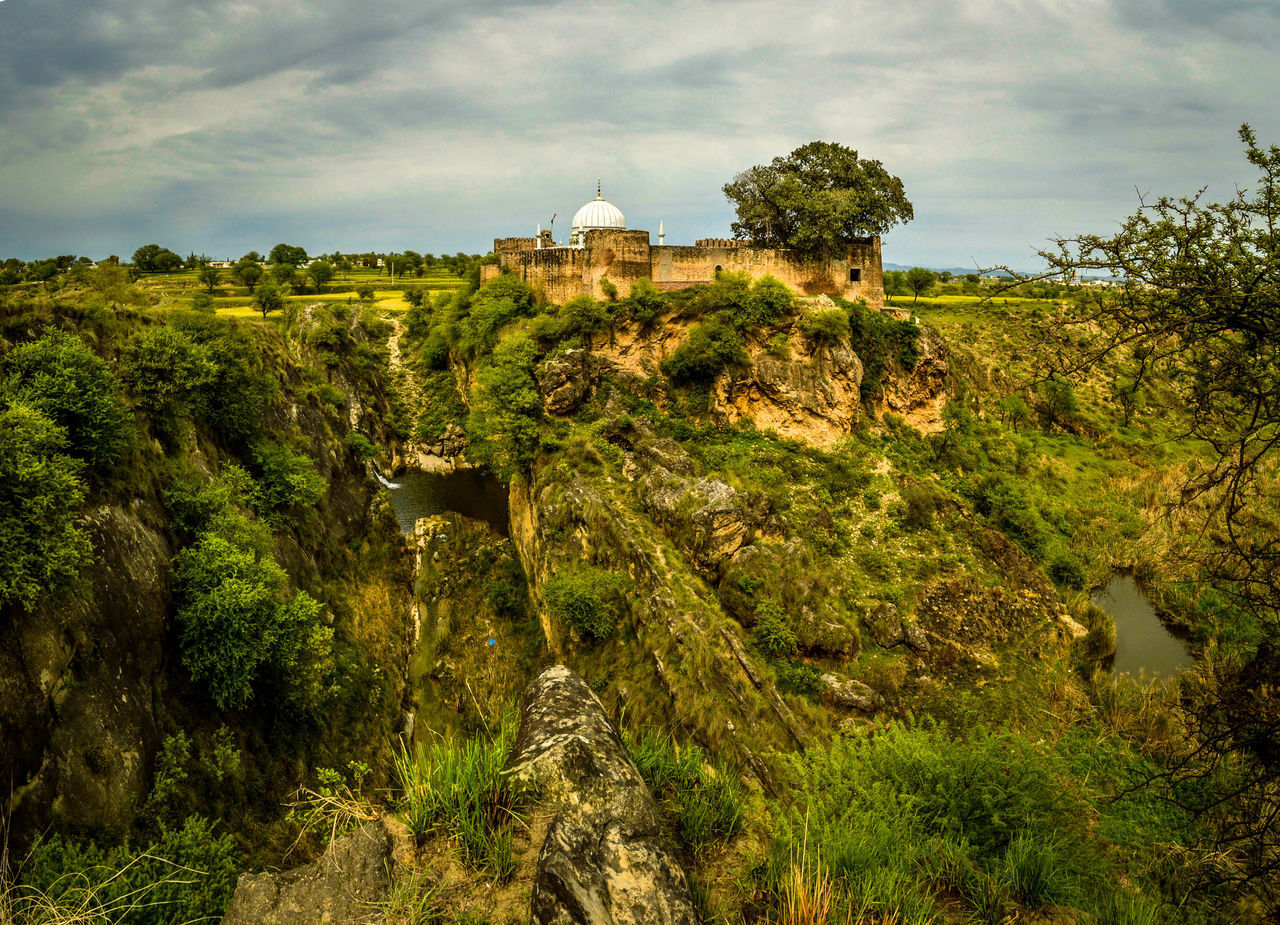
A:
[638,468,769,574]
[504,666,697,925]
[508,464,811,787]
[537,348,595,416]
[878,324,950,433]
[714,325,865,445]
[221,818,408,925]
[3,502,171,840]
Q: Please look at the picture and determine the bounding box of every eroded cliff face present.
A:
[591,302,873,446]
[877,325,950,433]
[3,502,171,836]
[508,461,812,790]
[1,309,416,848]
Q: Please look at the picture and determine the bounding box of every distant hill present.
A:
[883,262,1019,277]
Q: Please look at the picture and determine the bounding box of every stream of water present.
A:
[378,468,509,536]
[1091,574,1192,680]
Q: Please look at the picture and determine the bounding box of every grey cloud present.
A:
[0,0,1277,267]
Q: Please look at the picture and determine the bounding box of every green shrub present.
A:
[172,532,332,711]
[543,565,626,641]
[171,312,278,441]
[627,730,746,853]
[800,307,850,346]
[899,482,946,531]
[241,439,327,525]
[15,816,238,925]
[3,328,132,470]
[345,430,378,462]
[740,275,794,328]
[559,295,611,338]
[465,333,542,478]
[0,403,91,608]
[774,659,823,698]
[660,318,748,385]
[844,297,919,401]
[968,472,1050,560]
[753,599,797,658]
[121,325,215,421]
[1048,545,1087,590]
[621,277,667,326]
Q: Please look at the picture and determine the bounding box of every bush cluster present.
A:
[542,565,626,641]
[0,328,132,607]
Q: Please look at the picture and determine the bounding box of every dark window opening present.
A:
[849,268,862,283]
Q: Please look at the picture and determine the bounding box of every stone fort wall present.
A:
[491,230,885,311]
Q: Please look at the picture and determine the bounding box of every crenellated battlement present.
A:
[491,219,884,309]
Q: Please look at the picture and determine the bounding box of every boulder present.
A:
[820,673,882,713]
[865,602,904,648]
[640,468,768,573]
[504,666,697,925]
[537,349,593,415]
[221,818,402,924]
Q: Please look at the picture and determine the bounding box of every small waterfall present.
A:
[375,471,402,490]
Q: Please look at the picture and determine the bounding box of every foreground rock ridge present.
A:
[505,665,698,925]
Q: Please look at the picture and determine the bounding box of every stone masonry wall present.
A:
[494,231,885,311]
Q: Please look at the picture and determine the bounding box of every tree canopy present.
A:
[132,243,183,272]
[722,141,914,260]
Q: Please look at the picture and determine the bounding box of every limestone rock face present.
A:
[221,819,400,925]
[3,502,171,842]
[504,666,697,925]
[878,325,950,433]
[821,673,882,713]
[537,349,594,416]
[713,326,865,448]
[639,467,768,574]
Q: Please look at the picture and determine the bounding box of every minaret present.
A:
[658,220,665,245]
[536,224,542,248]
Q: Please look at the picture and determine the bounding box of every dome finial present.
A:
[597,179,602,199]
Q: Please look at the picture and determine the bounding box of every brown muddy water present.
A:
[1091,574,1192,680]
[379,468,509,536]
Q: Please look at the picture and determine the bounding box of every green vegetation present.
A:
[627,730,746,854]
[0,403,92,608]
[761,722,1170,924]
[8,817,238,925]
[3,328,132,469]
[173,532,331,712]
[723,141,914,258]
[394,717,519,880]
[542,565,626,641]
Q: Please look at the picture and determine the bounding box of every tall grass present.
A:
[758,722,1167,924]
[393,716,519,881]
[626,729,746,855]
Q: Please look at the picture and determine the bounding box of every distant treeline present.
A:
[1,244,485,285]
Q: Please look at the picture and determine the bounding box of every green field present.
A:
[137,265,467,317]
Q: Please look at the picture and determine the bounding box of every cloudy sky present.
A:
[1,0,1276,269]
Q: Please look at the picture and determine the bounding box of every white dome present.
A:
[570,184,625,244]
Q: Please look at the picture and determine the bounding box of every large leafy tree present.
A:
[723,141,914,260]
[268,242,308,267]
[132,243,183,272]
[1040,124,1280,904]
